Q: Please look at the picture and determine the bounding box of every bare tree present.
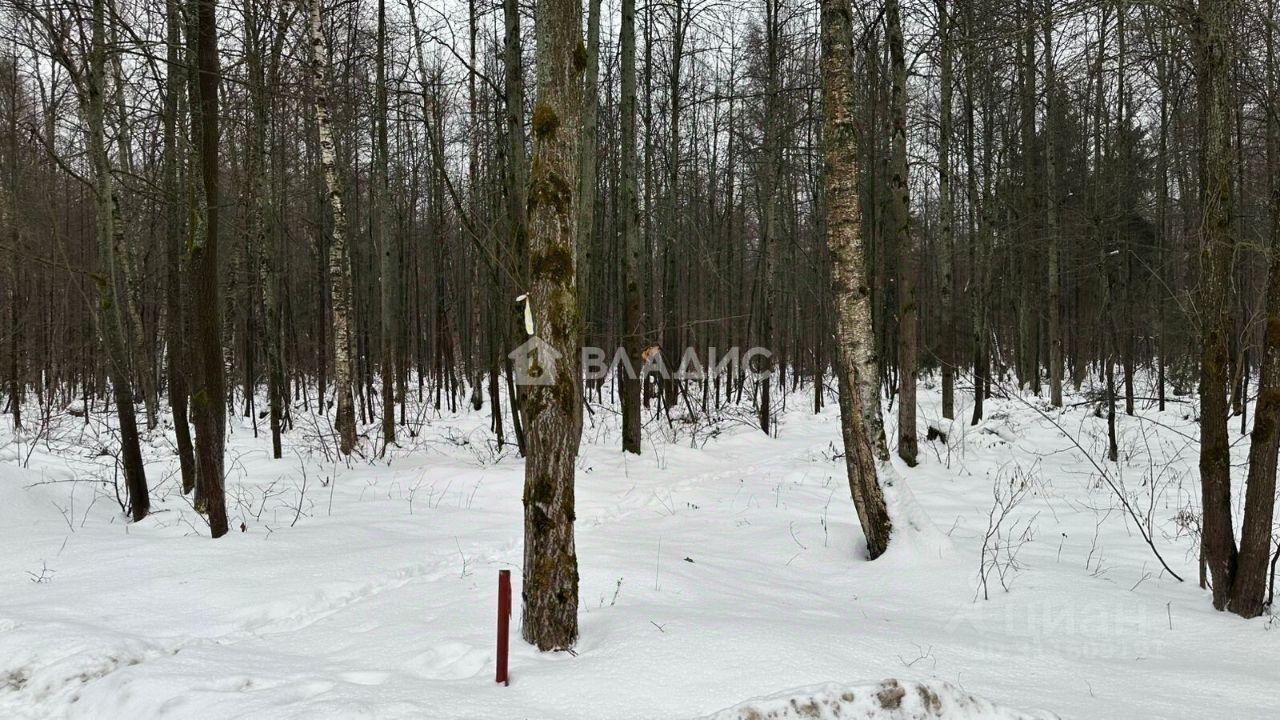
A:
[17,0,151,522]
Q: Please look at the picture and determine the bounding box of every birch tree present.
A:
[308,0,356,456]
[820,0,892,559]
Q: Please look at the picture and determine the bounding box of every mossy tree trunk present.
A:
[186,0,228,537]
[521,0,584,652]
[1226,0,1279,618]
[1191,0,1239,610]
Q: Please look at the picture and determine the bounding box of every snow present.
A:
[698,679,1055,719]
[0,377,1277,718]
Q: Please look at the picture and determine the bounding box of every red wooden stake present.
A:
[496,569,511,685]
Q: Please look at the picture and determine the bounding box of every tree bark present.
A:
[820,0,893,559]
[1192,0,1240,610]
[187,0,228,537]
[4,62,21,433]
[756,0,782,436]
[1045,0,1062,408]
[308,0,356,457]
[964,1,991,428]
[501,0,528,456]
[577,0,601,329]
[521,0,584,651]
[77,0,151,522]
[1226,0,1279,618]
[163,0,197,489]
[937,0,956,421]
[375,0,396,453]
[620,0,644,455]
[245,0,284,461]
[887,0,916,465]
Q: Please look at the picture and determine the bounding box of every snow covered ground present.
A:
[0,376,1276,719]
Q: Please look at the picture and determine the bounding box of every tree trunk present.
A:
[163,0,197,489]
[521,0,584,651]
[1226,0,1279,618]
[501,0,528,457]
[5,62,21,433]
[577,0,601,330]
[1192,0,1240,610]
[309,0,356,457]
[887,0,916,465]
[106,12,157,434]
[620,0,644,455]
[187,0,228,537]
[1045,0,1062,408]
[937,0,955,421]
[820,0,892,559]
[245,0,284,461]
[375,0,396,453]
[965,1,991,428]
[757,0,782,435]
[1017,0,1037,393]
[75,0,150,522]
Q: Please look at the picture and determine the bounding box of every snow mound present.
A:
[880,462,953,563]
[698,679,1058,720]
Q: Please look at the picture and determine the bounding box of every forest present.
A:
[0,0,1277,716]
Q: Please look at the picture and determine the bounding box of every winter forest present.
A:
[0,0,1278,715]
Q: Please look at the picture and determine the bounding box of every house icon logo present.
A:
[508,336,562,386]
